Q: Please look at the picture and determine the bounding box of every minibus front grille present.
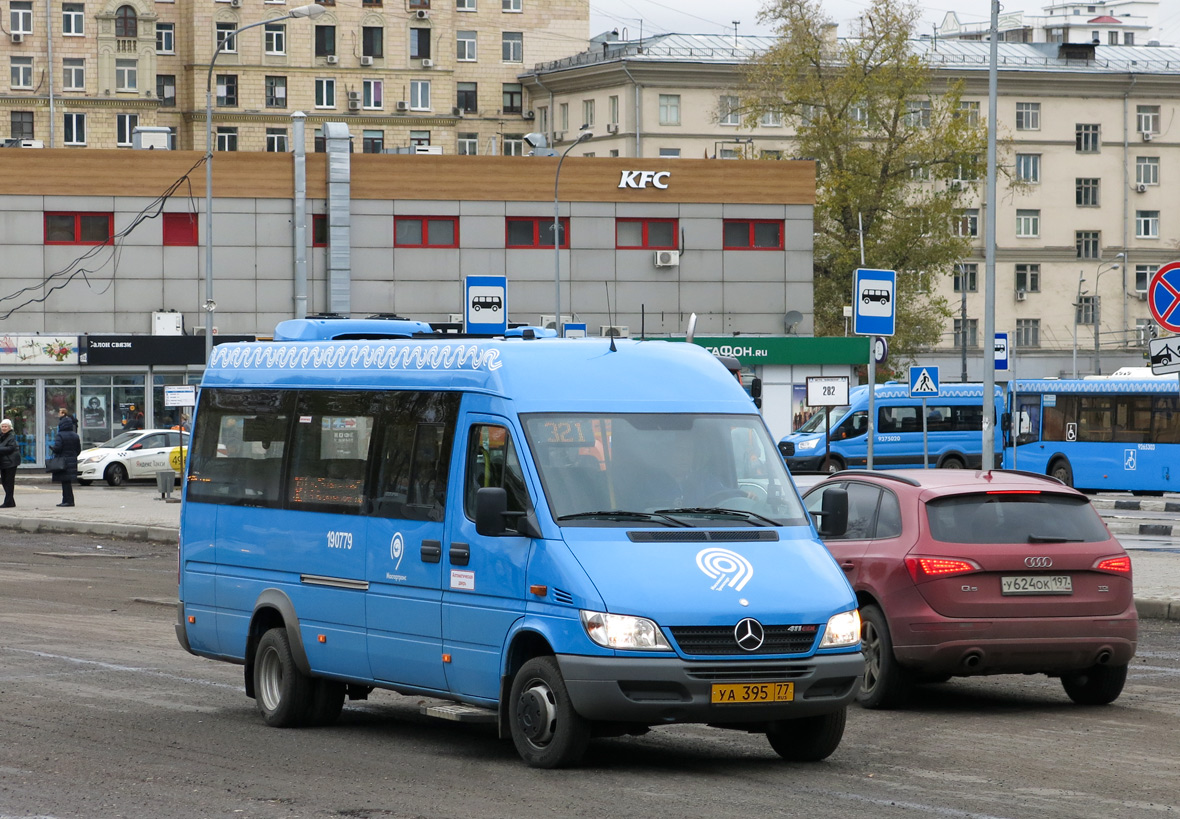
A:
[683,663,814,681]
[669,626,819,656]
[627,530,779,543]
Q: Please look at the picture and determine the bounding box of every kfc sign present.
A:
[618,170,670,189]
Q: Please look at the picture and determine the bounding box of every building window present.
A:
[957,100,979,127]
[1136,210,1160,239]
[216,22,237,53]
[45,212,112,244]
[457,0,475,10]
[502,0,521,10]
[1015,263,1040,293]
[456,82,477,112]
[457,132,477,155]
[953,318,978,348]
[63,112,85,145]
[315,77,335,108]
[955,209,979,237]
[905,99,931,128]
[502,135,523,156]
[265,75,287,108]
[156,74,176,106]
[410,79,430,110]
[1015,101,1040,130]
[394,216,458,247]
[162,212,198,246]
[502,31,522,62]
[363,79,382,109]
[719,95,740,126]
[723,219,783,250]
[582,99,595,128]
[1125,32,1134,45]
[1015,153,1040,183]
[616,218,677,250]
[1015,319,1040,348]
[954,263,977,293]
[1075,230,1100,258]
[1137,105,1160,135]
[264,23,286,55]
[558,102,568,131]
[506,216,568,248]
[363,26,384,58]
[362,129,383,153]
[659,94,680,126]
[1076,177,1099,207]
[502,82,521,114]
[1076,295,1096,326]
[265,127,288,152]
[216,74,238,107]
[11,57,33,89]
[10,0,32,34]
[156,23,175,54]
[457,30,476,60]
[760,110,783,127]
[536,106,547,133]
[63,58,85,91]
[10,110,33,139]
[312,214,327,247]
[315,26,336,56]
[409,130,430,148]
[115,59,137,92]
[114,5,137,37]
[116,113,138,146]
[62,3,84,35]
[1136,156,1159,186]
[215,127,238,151]
[1076,123,1100,153]
[609,95,618,125]
[1016,209,1039,238]
[1135,264,1155,293]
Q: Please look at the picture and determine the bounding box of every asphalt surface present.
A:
[3,472,1178,620]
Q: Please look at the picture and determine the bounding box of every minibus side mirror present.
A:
[475,487,508,537]
[750,377,763,409]
[815,487,848,538]
[1001,412,1011,432]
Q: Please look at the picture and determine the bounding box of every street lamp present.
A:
[1072,270,1086,379]
[203,3,325,364]
[552,128,593,335]
[1092,253,1124,376]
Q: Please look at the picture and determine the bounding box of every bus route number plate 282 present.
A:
[711,682,794,704]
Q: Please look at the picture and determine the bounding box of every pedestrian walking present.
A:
[50,415,81,507]
[0,418,19,508]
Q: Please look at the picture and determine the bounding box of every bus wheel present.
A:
[939,456,965,469]
[1049,458,1074,487]
[824,456,845,474]
[766,707,846,761]
[254,628,313,728]
[509,656,591,768]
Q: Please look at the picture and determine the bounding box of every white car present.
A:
[76,429,190,487]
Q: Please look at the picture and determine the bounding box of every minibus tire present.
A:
[254,628,314,728]
[307,679,346,726]
[509,656,591,768]
[939,456,965,469]
[857,605,912,709]
[1061,663,1127,706]
[766,707,846,761]
[1048,458,1073,487]
[823,456,844,474]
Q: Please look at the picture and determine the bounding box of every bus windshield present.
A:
[798,406,849,433]
[522,413,809,526]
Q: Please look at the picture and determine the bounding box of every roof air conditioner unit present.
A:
[654,249,680,267]
[1142,131,1153,141]
[359,56,373,66]
[396,100,408,112]
[229,0,242,7]
[348,100,360,111]
[1015,289,1027,301]
[10,33,23,43]
[415,8,429,18]
[606,123,619,133]
[421,58,434,68]
[1136,183,1147,193]
[448,313,464,323]
[325,55,339,64]
[523,110,535,120]
[600,325,630,338]
[540,314,573,330]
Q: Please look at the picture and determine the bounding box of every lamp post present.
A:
[552,129,592,336]
[1072,270,1085,379]
[203,4,324,364]
[1092,253,1124,375]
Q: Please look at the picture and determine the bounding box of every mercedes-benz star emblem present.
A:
[734,618,765,651]
[1024,556,1053,568]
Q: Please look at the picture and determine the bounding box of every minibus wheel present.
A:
[509,656,591,768]
[766,707,846,761]
[939,456,965,469]
[1048,458,1073,487]
[823,456,844,474]
[254,628,313,728]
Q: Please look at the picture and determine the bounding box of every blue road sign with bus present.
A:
[853,269,896,337]
[465,275,508,335]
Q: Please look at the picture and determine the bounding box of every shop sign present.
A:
[84,334,254,366]
[0,335,80,365]
[618,170,670,189]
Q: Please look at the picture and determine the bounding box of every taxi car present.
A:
[76,429,189,487]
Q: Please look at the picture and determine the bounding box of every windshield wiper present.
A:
[556,510,687,527]
[654,507,780,527]
[1027,533,1071,543]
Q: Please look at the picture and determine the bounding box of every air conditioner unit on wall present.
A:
[10,33,23,43]
[420,58,433,68]
[606,123,619,133]
[540,314,573,330]
[229,0,242,7]
[1136,183,1147,193]
[1137,291,1148,301]
[396,100,408,112]
[348,100,360,111]
[415,8,429,18]
[1015,289,1027,301]
[654,249,680,267]
[347,90,360,101]
[325,54,339,64]
[523,110,535,120]
[359,55,373,66]
[1142,131,1153,142]
[600,325,630,338]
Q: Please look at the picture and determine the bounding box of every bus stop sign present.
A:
[1148,260,1180,334]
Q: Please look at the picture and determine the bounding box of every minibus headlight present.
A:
[796,439,819,450]
[580,610,672,651]
[819,609,861,649]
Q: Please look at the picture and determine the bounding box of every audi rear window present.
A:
[925,493,1110,544]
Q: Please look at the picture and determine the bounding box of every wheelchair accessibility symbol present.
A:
[1065,423,1077,442]
[1124,449,1137,471]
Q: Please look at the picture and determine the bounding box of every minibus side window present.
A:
[371,392,459,521]
[464,424,528,530]
[287,391,382,514]
[187,388,292,507]
[834,410,867,440]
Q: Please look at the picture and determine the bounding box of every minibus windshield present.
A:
[522,413,809,527]
[797,406,850,434]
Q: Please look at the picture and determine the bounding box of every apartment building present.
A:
[1,0,587,153]
[521,34,1180,378]
[936,0,1163,46]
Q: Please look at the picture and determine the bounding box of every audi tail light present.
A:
[905,556,982,582]
[1093,555,1132,575]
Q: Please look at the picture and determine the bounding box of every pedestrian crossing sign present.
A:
[909,366,940,398]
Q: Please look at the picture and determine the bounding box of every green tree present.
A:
[741,0,988,371]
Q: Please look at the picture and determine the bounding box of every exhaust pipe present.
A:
[1096,650,1113,666]
[961,651,983,670]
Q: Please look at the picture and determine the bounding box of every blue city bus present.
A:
[175,318,863,768]
[1005,369,1180,493]
[778,383,1004,472]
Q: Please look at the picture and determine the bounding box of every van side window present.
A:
[187,388,293,508]
[464,424,529,528]
[372,392,459,521]
[810,482,881,540]
[288,391,382,514]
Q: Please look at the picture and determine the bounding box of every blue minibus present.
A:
[779,383,1004,472]
[175,319,863,768]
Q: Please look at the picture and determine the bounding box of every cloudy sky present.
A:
[587,0,1180,43]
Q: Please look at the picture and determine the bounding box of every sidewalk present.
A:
[2,474,1178,620]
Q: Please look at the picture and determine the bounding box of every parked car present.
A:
[802,469,1137,708]
[76,429,189,487]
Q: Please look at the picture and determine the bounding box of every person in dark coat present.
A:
[51,415,82,507]
[0,418,19,508]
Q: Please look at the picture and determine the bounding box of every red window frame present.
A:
[506,216,569,249]
[44,212,114,245]
[394,215,459,248]
[615,218,678,250]
[162,212,198,246]
[312,214,328,247]
[722,219,785,250]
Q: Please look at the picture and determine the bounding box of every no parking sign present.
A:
[1148,260,1180,334]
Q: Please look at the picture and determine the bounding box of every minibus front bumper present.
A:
[557,652,863,724]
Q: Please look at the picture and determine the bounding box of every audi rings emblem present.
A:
[1024,556,1053,568]
[734,618,765,651]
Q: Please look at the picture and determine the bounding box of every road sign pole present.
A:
[867,347,875,471]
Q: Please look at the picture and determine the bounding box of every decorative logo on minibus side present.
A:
[211,343,502,372]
